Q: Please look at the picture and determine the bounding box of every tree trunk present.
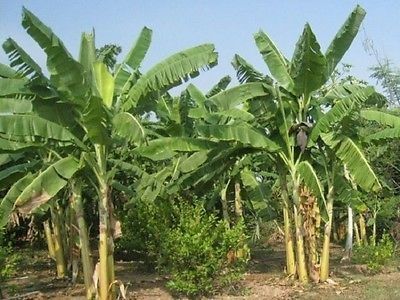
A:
[359,214,367,246]
[43,221,55,260]
[234,182,243,222]
[301,186,320,283]
[279,172,296,276]
[354,221,361,246]
[71,181,95,299]
[57,205,69,264]
[50,205,67,278]
[343,206,353,260]
[98,183,110,300]
[372,211,377,246]
[292,180,308,283]
[320,186,334,281]
[94,145,114,300]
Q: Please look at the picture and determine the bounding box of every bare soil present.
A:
[1,245,400,300]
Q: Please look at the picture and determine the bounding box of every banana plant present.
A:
[1,7,218,299]
[231,5,382,283]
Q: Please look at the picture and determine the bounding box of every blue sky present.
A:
[1,1,399,93]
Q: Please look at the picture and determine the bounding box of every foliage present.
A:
[353,233,395,272]
[370,59,400,107]
[1,4,398,292]
[117,200,249,296]
[0,235,22,281]
[115,199,171,264]
[160,202,249,297]
[364,35,400,107]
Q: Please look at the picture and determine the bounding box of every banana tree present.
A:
[1,7,218,299]
[231,5,383,282]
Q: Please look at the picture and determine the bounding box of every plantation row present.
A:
[1,5,400,299]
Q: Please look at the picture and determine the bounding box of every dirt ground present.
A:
[2,245,400,299]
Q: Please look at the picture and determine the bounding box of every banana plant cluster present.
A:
[134,5,384,283]
[0,4,393,295]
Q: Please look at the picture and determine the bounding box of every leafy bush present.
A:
[160,203,249,297]
[115,199,171,264]
[117,200,249,296]
[353,233,395,272]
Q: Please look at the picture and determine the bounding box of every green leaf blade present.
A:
[123,44,218,111]
[325,5,366,77]
[15,156,81,214]
[254,30,294,91]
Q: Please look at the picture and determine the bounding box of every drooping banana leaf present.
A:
[179,151,209,173]
[0,153,24,166]
[108,159,144,176]
[15,156,81,214]
[0,114,79,143]
[207,82,269,110]
[0,173,35,228]
[360,109,400,127]
[310,86,374,141]
[138,168,171,202]
[134,137,218,161]
[168,147,255,195]
[32,99,79,131]
[197,123,280,152]
[111,181,134,197]
[364,128,400,142]
[123,44,218,111]
[334,137,381,192]
[2,38,45,79]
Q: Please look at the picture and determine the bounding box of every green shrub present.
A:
[115,199,171,264]
[160,203,249,297]
[117,200,249,296]
[353,233,395,272]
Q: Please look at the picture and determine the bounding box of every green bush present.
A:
[160,203,249,297]
[115,199,171,264]
[353,233,395,272]
[117,200,249,296]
